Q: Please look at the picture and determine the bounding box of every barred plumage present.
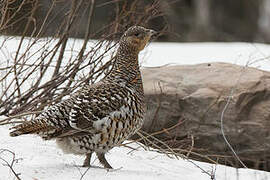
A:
[9,26,156,168]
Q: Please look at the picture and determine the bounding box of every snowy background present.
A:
[1,37,270,180]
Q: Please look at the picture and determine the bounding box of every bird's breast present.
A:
[92,90,145,148]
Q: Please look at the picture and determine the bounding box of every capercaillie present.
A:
[10,26,157,169]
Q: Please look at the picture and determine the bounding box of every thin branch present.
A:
[52,0,84,78]
[220,66,248,169]
[65,0,96,87]
[0,149,22,180]
[0,111,41,125]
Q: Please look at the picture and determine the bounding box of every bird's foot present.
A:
[97,153,113,169]
[82,153,92,167]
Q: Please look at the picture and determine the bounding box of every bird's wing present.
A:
[68,81,127,133]
[10,81,131,139]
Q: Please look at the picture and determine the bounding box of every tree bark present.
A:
[194,0,211,30]
[258,0,270,41]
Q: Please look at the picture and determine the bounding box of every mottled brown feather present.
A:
[9,26,156,168]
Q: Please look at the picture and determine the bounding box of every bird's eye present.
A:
[134,33,140,37]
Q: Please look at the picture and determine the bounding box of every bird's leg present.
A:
[82,153,92,167]
[97,153,113,169]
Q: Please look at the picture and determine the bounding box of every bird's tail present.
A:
[9,119,55,137]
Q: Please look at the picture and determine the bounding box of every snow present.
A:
[1,36,270,71]
[1,36,270,179]
[143,42,270,71]
[1,124,270,180]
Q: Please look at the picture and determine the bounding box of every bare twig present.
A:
[220,65,248,169]
[0,111,41,125]
[0,149,22,180]
[124,129,216,179]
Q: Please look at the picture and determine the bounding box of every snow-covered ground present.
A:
[1,36,270,180]
[1,36,270,71]
[1,124,270,180]
[144,42,270,71]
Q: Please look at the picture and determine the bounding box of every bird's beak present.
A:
[147,29,158,41]
[148,29,157,37]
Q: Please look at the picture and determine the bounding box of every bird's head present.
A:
[120,26,157,52]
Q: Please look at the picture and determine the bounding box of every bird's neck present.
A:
[104,44,143,88]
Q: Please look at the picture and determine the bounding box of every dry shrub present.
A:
[0,0,168,119]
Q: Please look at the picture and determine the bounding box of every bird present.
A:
[9,26,157,169]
